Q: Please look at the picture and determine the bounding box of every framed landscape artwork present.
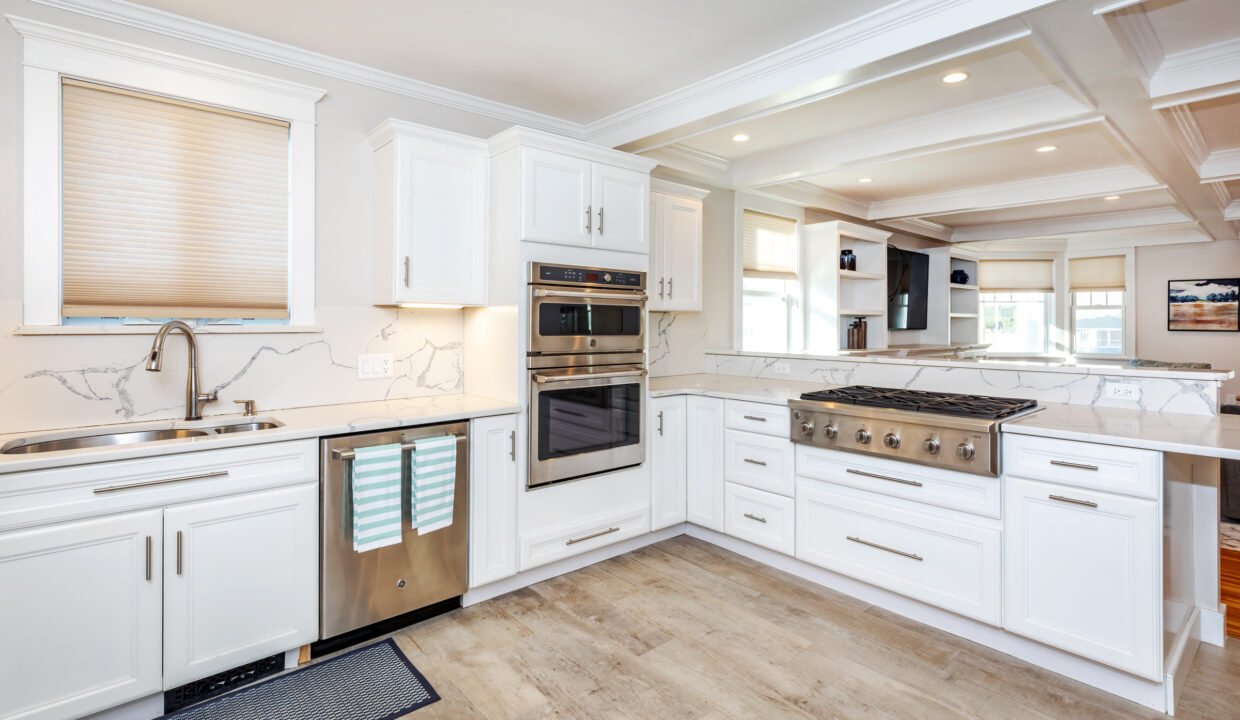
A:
[1167,278,1240,331]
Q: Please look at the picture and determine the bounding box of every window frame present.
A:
[979,290,1056,356]
[15,18,325,330]
[975,252,1064,358]
[733,197,805,354]
[1067,250,1135,360]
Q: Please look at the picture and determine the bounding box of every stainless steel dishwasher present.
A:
[319,422,468,641]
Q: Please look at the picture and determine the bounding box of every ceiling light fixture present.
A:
[732,133,750,143]
[858,177,874,183]
[941,72,970,84]
[1036,145,1058,153]
[1104,195,1121,200]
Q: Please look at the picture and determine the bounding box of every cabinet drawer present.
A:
[724,429,795,497]
[724,482,794,555]
[1002,434,1160,499]
[520,503,650,570]
[724,400,789,437]
[796,480,1001,625]
[0,441,318,532]
[796,445,999,518]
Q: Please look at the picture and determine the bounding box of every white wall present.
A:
[1136,240,1240,401]
[0,0,513,434]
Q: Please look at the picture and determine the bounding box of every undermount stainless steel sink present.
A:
[1,417,285,455]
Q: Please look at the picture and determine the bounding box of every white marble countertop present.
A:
[0,393,520,475]
[1003,403,1240,461]
[649,373,829,404]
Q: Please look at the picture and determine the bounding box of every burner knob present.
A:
[956,442,976,461]
[855,429,872,445]
[799,422,815,436]
[823,425,839,439]
[923,438,941,455]
[883,433,901,449]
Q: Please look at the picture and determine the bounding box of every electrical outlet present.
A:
[357,353,394,380]
[1104,382,1141,402]
[771,362,792,375]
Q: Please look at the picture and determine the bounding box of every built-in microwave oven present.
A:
[528,263,646,357]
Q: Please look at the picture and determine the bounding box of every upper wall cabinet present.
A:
[369,119,489,306]
[650,180,709,312]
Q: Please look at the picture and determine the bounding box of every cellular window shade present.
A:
[978,259,1054,293]
[742,210,798,280]
[61,79,291,319]
[1070,255,1126,291]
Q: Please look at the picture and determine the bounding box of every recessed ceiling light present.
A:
[732,133,750,143]
[1036,145,1058,153]
[1104,195,1121,200]
[858,177,874,183]
[941,72,970,84]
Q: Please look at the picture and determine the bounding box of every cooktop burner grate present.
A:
[799,385,1038,420]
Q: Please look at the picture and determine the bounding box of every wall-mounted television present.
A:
[888,247,930,330]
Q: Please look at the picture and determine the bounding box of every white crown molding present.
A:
[487,126,657,173]
[29,0,584,137]
[1150,36,1240,103]
[1225,200,1240,221]
[1103,3,1163,84]
[640,144,732,188]
[583,0,1060,148]
[882,217,953,241]
[650,178,711,201]
[1161,104,1209,173]
[730,87,1095,188]
[868,166,1162,220]
[1199,147,1240,184]
[950,206,1192,242]
[752,181,870,218]
[366,118,488,152]
[653,144,730,172]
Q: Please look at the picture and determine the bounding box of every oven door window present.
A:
[538,302,641,337]
[537,382,640,461]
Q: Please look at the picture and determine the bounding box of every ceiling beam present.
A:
[1200,148,1240,184]
[1149,37,1240,104]
[639,145,732,188]
[949,206,1192,242]
[1225,200,1240,222]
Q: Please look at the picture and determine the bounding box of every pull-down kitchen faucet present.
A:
[145,321,218,421]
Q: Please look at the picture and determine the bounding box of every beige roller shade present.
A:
[61,79,291,319]
[1069,255,1126,291]
[978,259,1054,293]
[742,209,798,280]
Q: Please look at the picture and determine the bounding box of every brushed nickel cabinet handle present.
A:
[846,468,923,488]
[597,207,604,235]
[657,410,664,436]
[658,278,665,299]
[742,415,767,422]
[509,430,516,461]
[743,458,767,466]
[145,535,152,581]
[176,530,184,575]
[1049,494,1099,508]
[566,526,619,546]
[743,512,768,524]
[94,470,230,494]
[403,256,410,287]
[847,535,923,561]
[585,205,592,234]
[1049,459,1099,471]
[668,277,673,298]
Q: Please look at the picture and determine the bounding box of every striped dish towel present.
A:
[411,435,457,535]
[351,443,404,552]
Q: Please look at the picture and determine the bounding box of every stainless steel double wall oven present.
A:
[527,263,647,488]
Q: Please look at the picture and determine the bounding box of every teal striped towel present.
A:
[411,435,456,534]
[351,443,404,552]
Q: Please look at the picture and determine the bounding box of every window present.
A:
[741,210,801,353]
[61,80,291,324]
[1069,255,1127,356]
[978,259,1054,354]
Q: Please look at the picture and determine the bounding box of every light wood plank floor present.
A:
[392,536,1239,719]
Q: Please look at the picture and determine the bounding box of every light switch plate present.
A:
[357,353,394,379]
[1104,382,1141,402]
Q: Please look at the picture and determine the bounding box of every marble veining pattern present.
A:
[648,311,708,378]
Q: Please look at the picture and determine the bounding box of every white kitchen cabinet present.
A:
[469,413,519,588]
[685,396,725,531]
[0,510,163,720]
[649,180,708,311]
[163,484,318,688]
[650,396,688,530]
[590,163,650,254]
[1003,475,1162,680]
[724,482,795,555]
[370,119,488,306]
[518,147,650,254]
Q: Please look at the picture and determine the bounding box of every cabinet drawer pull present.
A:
[93,470,230,494]
[743,458,768,467]
[145,535,152,581]
[658,278,665,299]
[1049,459,1099,471]
[403,256,410,287]
[1049,494,1098,508]
[176,530,184,575]
[657,410,664,436]
[742,415,768,422]
[743,512,768,524]
[846,535,923,561]
[509,430,516,461]
[585,204,592,234]
[845,468,923,487]
[668,277,673,298]
[597,207,604,235]
[566,526,620,546]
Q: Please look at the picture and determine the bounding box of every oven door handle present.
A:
[532,288,648,302]
[533,368,648,384]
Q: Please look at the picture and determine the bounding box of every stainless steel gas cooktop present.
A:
[788,386,1041,477]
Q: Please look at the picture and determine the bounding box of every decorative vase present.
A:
[951,269,970,285]
[841,249,856,271]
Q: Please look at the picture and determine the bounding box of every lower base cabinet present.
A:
[685,396,725,531]
[0,510,164,720]
[724,482,794,555]
[650,396,688,530]
[469,414,520,588]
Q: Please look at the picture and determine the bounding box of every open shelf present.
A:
[839,269,884,280]
[949,312,978,319]
[950,283,979,291]
[839,308,885,316]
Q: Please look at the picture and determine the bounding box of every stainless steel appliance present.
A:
[788,386,1041,477]
[319,423,468,640]
[527,263,648,488]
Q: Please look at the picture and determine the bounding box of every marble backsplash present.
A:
[0,304,465,435]
[648,312,708,378]
[706,352,1222,416]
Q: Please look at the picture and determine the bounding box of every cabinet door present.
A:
[470,414,519,588]
[1003,476,1161,679]
[394,138,488,305]
[649,192,667,311]
[0,510,162,720]
[661,195,703,311]
[651,396,688,530]
[163,484,318,688]
[591,163,650,254]
[522,148,592,247]
[686,396,725,531]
